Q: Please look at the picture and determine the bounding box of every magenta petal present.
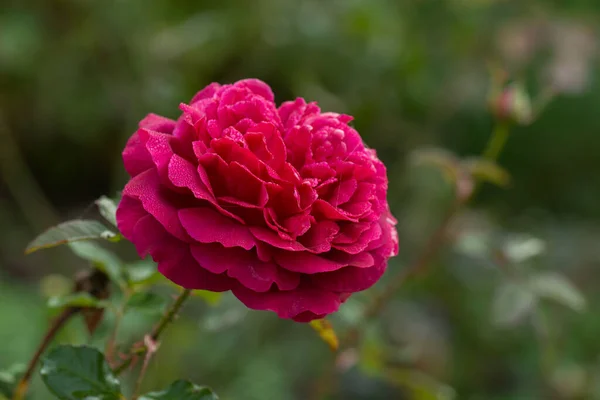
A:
[231,283,341,320]
[274,250,374,273]
[138,129,176,185]
[131,213,233,291]
[236,79,275,102]
[122,169,191,241]
[179,207,255,250]
[116,196,148,241]
[250,227,306,251]
[168,155,213,201]
[299,220,339,253]
[311,256,388,292]
[139,113,176,134]
[157,243,233,292]
[333,222,382,255]
[190,244,299,292]
[122,131,154,177]
[190,82,221,104]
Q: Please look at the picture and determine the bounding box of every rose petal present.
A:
[231,282,341,321]
[311,254,388,292]
[122,169,190,241]
[122,131,153,177]
[179,207,255,250]
[132,214,233,291]
[274,250,374,273]
[190,244,299,291]
[250,227,306,251]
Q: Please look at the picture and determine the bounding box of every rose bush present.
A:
[116,79,398,321]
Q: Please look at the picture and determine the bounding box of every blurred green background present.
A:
[1,0,600,399]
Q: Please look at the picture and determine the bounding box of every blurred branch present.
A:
[12,308,78,400]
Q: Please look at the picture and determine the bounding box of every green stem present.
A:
[113,289,192,376]
[483,123,510,161]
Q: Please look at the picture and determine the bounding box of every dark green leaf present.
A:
[125,292,167,314]
[25,220,116,254]
[47,293,109,309]
[40,345,122,400]
[68,242,126,288]
[139,380,218,400]
[95,196,119,227]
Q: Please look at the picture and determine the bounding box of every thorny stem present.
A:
[131,336,159,400]
[113,288,192,376]
[12,308,78,400]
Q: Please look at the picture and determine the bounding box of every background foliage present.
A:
[1,0,599,399]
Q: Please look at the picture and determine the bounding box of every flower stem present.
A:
[483,123,510,162]
[12,308,77,400]
[113,288,192,376]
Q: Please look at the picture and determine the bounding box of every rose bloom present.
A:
[116,79,397,322]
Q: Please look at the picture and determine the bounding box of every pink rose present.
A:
[116,79,398,322]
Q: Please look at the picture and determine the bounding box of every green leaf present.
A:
[139,380,218,400]
[127,259,161,286]
[125,292,167,315]
[47,293,110,309]
[40,345,122,400]
[68,242,126,288]
[25,220,117,254]
[95,196,119,227]
[463,157,511,187]
[529,272,586,312]
[492,282,537,327]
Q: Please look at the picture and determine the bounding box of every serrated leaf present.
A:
[47,293,110,309]
[68,242,126,288]
[125,292,167,315]
[463,157,511,187]
[492,282,537,327]
[139,380,218,400]
[40,345,122,400]
[529,272,586,312]
[309,319,339,352]
[95,196,118,227]
[25,220,116,255]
